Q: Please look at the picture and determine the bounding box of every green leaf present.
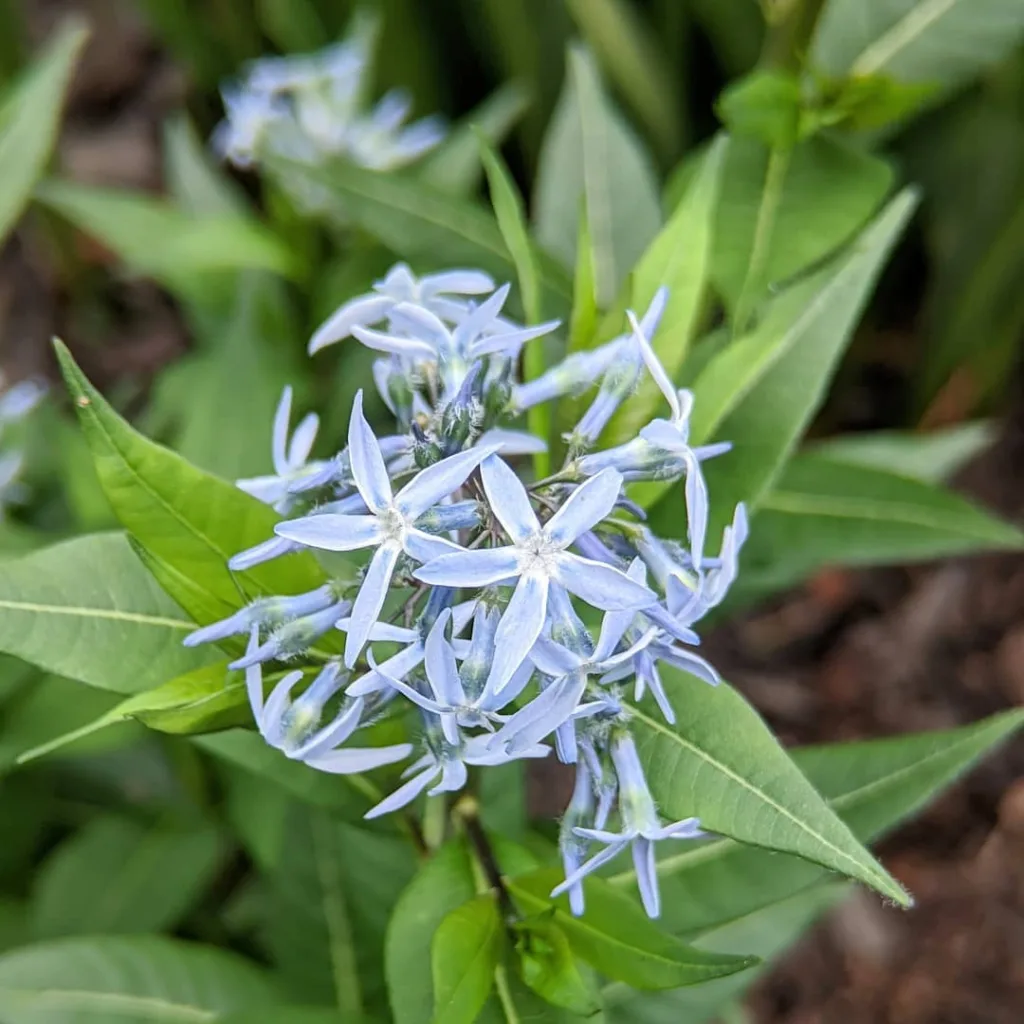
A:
[0,533,212,694]
[421,82,530,196]
[604,884,847,1024]
[656,188,917,539]
[738,452,1023,594]
[163,114,246,217]
[31,816,226,939]
[256,0,327,52]
[807,422,995,483]
[630,665,911,906]
[717,70,802,148]
[0,899,28,955]
[227,779,415,1019]
[0,20,86,245]
[1,676,134,771]
[606,136,727,454]
[35,179,298,287]
[0,935,280,1022]
[264,155,572,317]
[564,0,684,158]
[811,0,1024,90]
[711,132,894,319]
[620,709,1024,942]
[534,44,661,307]
[431,895,502,1024]
[506,870,755,990]
[215,1011,352,1024]
[516,919,601,1016]
[55,341,327,607]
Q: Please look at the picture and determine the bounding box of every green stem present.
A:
[423,794,448,852]
[494,964,522,1024]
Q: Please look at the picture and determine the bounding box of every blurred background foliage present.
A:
[0,0,1023,1021]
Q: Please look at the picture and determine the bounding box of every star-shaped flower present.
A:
[274,390,497,666]
[551,731,705,919]
[414,455,656,693]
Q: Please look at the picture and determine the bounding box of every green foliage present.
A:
[0,20,86,246]
[432,895,503,1024]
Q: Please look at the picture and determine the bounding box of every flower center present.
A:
[378,505,407,543]
[517,532,559,576]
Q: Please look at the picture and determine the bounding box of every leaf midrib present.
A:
[851,0,957,77]
[0,987,216,1020]
[0,598,193,630]
[630,707,901,899]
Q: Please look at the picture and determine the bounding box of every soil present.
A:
[3,4,1023,1022]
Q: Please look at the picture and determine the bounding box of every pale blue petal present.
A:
[335,619,416,644]
[469,320,560,359]
[364,763,439,818]
[414,546,519,587]
[243,627,263,718]
[481,454,539,543]
[554,553,656,611]
[346,642,425,697]
[371,654,446,713]
[395,444,497,518]
[543,468,624,548]
[529,637,581,678]
[275,513,382,552]
[345,543,401,667]
[452,283,509,350]
[600,626,658,671]
[487,573,549,694]
[685,451,709,569]
[421,269,494,296]
[649,817,704,842]
[480,658,533,712]
[656,645,721,687]
[291,698,365,760]
[229,536,298,570]
[307,743,413,777]
[631,307,679,421]
[348,390,393,512]
[259,670,304,745]
[271,386,293,475]
[493,671,584,753]
[555,720,578,764]
[550,840,629,898]
[637,285,669,338]
[474,428,547,455]
[694,441,732,462]
[425,610,466,706]
[237,474,286,506]
[573,827,628,844]
[309,294,393,354]
[633,837,661,918]
[403,528,465,563]
[287,412,319,469]
[429,758,468,795]
[638,418,684,452]
[386,303,451,349]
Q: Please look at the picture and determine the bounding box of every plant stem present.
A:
[454,795,517,923]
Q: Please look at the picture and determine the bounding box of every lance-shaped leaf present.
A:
[0,20,87,245]
[651,188,917,539]
[0,532,212,694]
[432,895,503,1024]
[630,667,911,906]
[55,341,327,607]
[506,870,756,991]
[736,453,1024,596]
[811,0,1024,92]
[0,935,280,1022]
[534,44,661,307]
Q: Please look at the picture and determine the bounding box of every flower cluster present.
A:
[0,374,45,516]
[185,263,748,918]
[214,23,445,173]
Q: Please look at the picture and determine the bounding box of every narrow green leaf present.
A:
[31,816,226,938]
[807,422,995,483]
[738,452,1023,594]
[478,133,548,475]
[811,0,1024,90]
[603,884,848,1024]
[163,114,246,217]
[564,0,684,158]
[534,44,661,306]
[0,935,280,1022]
[421,83,531,196]
[256,0,327,52]
[653,189,917,540]
[0,20,87,245]
[616,709,1024,943]
[0,533,212,694]
[630,666,911,906]
[35,179,298,284]
[606,136,727,455]
[54,341,328,607]
[506,870,756,990]
[432,895,502,1024]
[264,155,572,317]
[711,132,893,318]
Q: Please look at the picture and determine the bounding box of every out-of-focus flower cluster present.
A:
[213,21,445,173]
[0,374,45,516]
[186,262,748,919]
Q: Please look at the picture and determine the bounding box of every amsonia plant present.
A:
[2,8,1024,1024]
